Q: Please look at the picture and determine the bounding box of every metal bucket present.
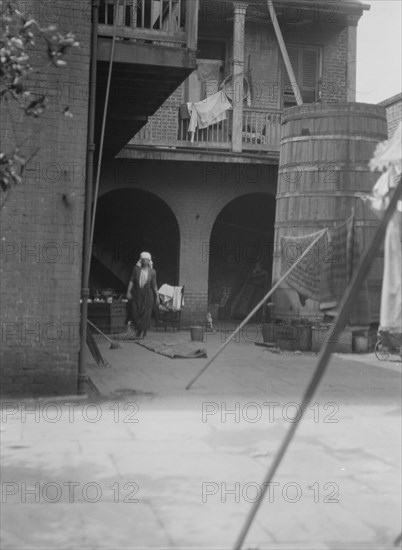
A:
[190,326,204,342]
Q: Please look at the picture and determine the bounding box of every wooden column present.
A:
[347,14,360,102]
[186,0,199,50]
[232,2,248,153]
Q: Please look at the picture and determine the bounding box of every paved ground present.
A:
[1,326,401,549]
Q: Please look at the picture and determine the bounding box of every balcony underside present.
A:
[117,145,280,165]
[96,37,196,157]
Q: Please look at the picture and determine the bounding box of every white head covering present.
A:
[136,251,153,268]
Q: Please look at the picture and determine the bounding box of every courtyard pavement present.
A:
[1,325,401,549]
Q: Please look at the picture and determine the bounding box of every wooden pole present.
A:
[232,177,402,549]
[78,0,100,395]
[90,4,119,248]
[232,2,248,153]
[266,0,303,106]
[185,229,326,390]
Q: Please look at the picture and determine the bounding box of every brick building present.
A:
[94,0,371,327]
[1,0,382,396]
[378,92,402,137]
[0,0,198,395]
[1,1,92,395]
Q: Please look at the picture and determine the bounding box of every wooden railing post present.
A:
[186,0,199,50]
[232,2,248,153]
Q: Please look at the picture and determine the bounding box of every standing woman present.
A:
[126,251,159,338]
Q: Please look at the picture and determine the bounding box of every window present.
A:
[282,45,321,107]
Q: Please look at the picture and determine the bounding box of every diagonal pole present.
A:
[232,177,402,550]
[267,0,303,105]
[185,228,327,390]
[90,0,119,248]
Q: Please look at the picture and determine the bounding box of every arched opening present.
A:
[90,189,180,295]
[208,193,276,321]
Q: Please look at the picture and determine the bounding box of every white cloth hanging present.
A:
[380,214,402,332]
[187,91,232,142]
[369,121,402,333]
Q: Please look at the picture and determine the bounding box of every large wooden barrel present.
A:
[272,102,388,323]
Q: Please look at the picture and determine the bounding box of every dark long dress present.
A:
[130,265,158,335]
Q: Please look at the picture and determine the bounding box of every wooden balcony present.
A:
[98,0,196,48]
[127,105,282,158]
[95,0,198,157]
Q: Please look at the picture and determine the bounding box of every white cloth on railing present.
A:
[158,284,184,311]
[172,286,183,310]
[158,284,174,301]
[187,91,232,142]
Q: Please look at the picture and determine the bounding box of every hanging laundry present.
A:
[362,168,402,213]
[370,121,402,172]
[158,283,174,304]
[367,122,402,333]
[380,213,402,332]
[196,60,221,83]
[280,229,327,305]
[172,286,184,311]
[187,90,232,142]
[178,103,190,120]
[158,284,184,312]
[319,215,370,327]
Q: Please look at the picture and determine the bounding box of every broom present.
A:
[87,319,120,349]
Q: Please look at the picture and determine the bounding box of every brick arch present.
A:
[98,178,180,226]
[93,187,181,287]
[201,187,275,243]
[207,191,277,321]
[98,160,278,324]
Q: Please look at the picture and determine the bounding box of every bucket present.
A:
[262,323,276,343]
[353,335,368,353]
[190,326,204,342]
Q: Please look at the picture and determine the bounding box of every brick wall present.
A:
[378,94,402,137]
[0,0,91,396]
[386,101,402,137]
[137,17,350,140]
[321,27,348,102]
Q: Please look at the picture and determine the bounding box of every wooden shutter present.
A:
[300,48,319,103]
[283,46,299,105]
[283,46,320,106]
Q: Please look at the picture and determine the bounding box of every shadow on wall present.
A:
[90,189,180,293]
[208,193,276,321]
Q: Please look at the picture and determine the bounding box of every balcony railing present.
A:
[129,105,282,152]
[98,0,197,48]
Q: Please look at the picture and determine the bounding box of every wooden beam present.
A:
[232,3,248,153]
[186,0,199,50]
[266,0,303,106]
[109,114,148,121]
[97,37,196,69]
[98,23,186,44]
[117,145,280,164]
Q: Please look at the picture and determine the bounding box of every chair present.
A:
[155,285,185,332]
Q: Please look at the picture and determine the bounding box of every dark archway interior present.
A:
[90,189,180,294]
[208,193,276,321]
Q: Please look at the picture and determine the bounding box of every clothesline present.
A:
[281,214,370,327]
[185,228,327,390]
